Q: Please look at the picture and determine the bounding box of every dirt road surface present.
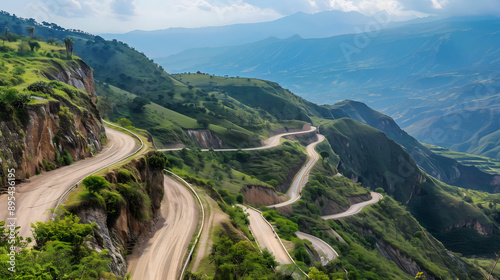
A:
[242,206,292,265]
[127,175,199,280]
[0,127,139,239]
[295,231,338,265]
[158,126,317,152]
[268,134,325,208]
[321,192,383,220]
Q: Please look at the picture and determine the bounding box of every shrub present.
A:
[27,81,54,95]
[82,175,110,194]
[117,169,134,183]
[149,152,170,170]
[0,88,19,104]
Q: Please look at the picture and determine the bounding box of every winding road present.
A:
[243,206,292,265]
[269,134,325,208]
[157,125,317,152]
[295,231,338,266]
[0,127,139,239]
[321,192,383,220]
[127,175,199,280]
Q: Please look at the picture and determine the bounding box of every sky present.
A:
[3,0,500,33]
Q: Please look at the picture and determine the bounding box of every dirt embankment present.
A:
[76,154,164,276]
[241,185,287,207]
[187,129,225,148]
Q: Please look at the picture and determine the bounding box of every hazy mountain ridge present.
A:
[162,16,500,160]
[102,10,377,57]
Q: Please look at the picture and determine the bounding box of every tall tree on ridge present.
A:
[63,38,74,59]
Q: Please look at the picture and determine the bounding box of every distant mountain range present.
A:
[102,10,393,57]
[160,16,500,160]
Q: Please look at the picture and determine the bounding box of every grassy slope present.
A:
[320,118,500,255]
[425,143,500,175]
[172,73,332,122]
[285,158,480,279]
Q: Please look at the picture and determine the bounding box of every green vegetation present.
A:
[66,153,164,226]
[209,233,279,279]
[164,140,305,194]
[320,118,500,255]
[425,143,500,175]
[0,214,118,279]
[83,175,110,194]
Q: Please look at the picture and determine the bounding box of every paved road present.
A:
[0,127,139,239]
[158,126,317,152]
[268,134,325,208]
[295,231,338,266]
[321,192,383,220]
[242,206,292,265]
[127,175,199,280]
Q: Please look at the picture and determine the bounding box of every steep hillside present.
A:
[324,100,500,193]
[320,118,500,255]
[0,39,104,190]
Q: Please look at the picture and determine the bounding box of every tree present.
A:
[130,96,150,112]
[46,37,57,45]
[28,41,41,52]
[27,26,34,39]
[82,175,109,194]
[63,38,74,59]
[197,118,210,129]
[0,88,19,104]
[308,267,329,280]
[118,118,133,127]
[320,151,330,161]
[18,41,30,54]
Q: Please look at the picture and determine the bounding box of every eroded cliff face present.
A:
[42,59,96,99]
[0,60,104,191]
[375,239,435,280]
[241,185,287,207]
[76,155,164,276]
[187,129,225,148]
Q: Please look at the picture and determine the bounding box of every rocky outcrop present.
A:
[187,129,225,148]
[443,219,496,236]
[42,59,96,102]
[0,60,104,191]
[76,155,164,276]
[375,239,435,280]
[240,185,287,207]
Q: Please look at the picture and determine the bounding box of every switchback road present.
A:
[127,175,199,280]
[0,127,139,239]
[321,192,383,220]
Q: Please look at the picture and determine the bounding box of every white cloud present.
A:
[11,0,500,33]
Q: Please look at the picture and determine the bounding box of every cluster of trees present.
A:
[0,213,114,279]
[210,235,278,279]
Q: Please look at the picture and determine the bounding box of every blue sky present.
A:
[3,0,500,33]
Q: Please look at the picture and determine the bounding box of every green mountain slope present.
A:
[320,118,500,255]
[325,100,500,193]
